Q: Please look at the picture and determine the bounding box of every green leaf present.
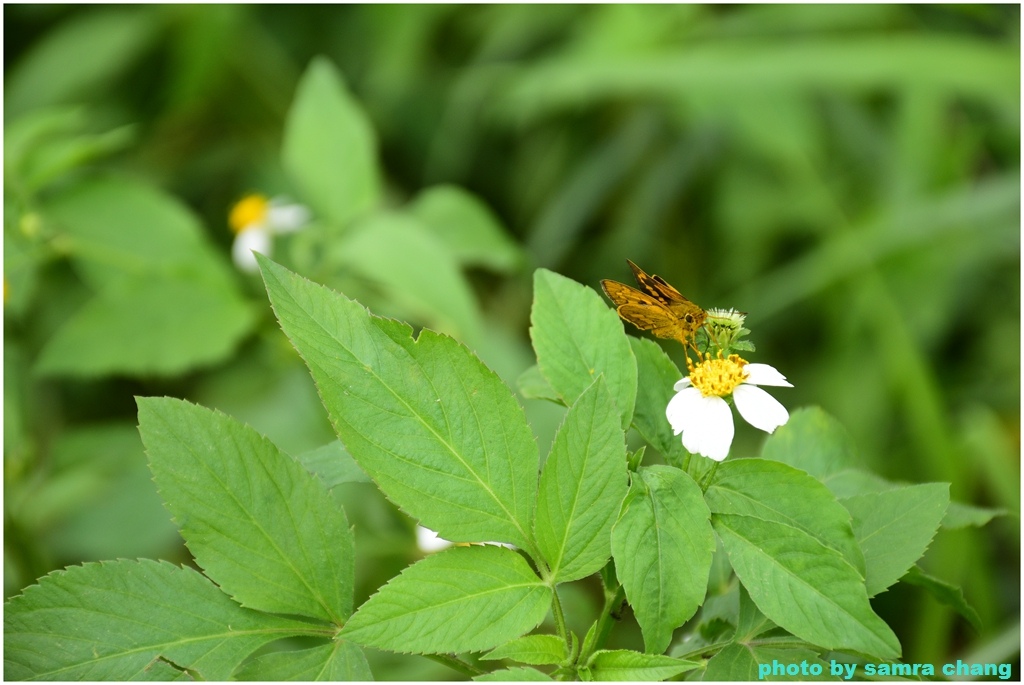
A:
[942,500,1004,530]
[823,469,1000,531]
[482,634,567,665]
[821,468,895,498]
[234,642,372,681]
[703,644,835,681]
[3,220,44,318]
[761,407,858,479]
[137,397,355,624]
[517,364,561,403]
[628,337,686,462]
[536,377,628,583]
[705,458,865,575]
[43,175,236,292]
[840,483,949,597]
[132,658,195,681]
[5,108,134,193]
[4,559,311,680]
[37,177,255,376]
[900,565,982,632]
[5,105,84,169]
[335,211,482,341]
[475,667,555,681]
[294,440,371,488]
[410,184,523,272]
[283,57,380,225]
[32,422,179,561]
[35,276,254,377]
[735,582,775,642]
[530,269,637,430]
[611,465,715,653]
[584,650,698,681]
[260,257,537,549]
[27,126,135,193]
[341,546,551,654]
[501,37,1017,120]
[6,9,161,116]
[713,514,901,659]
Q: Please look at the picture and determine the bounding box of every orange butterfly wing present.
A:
[602,260,707,347]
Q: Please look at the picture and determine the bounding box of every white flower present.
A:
[228,194,310,272]
[414,525,516,554]
[665,354,792,462]
[415,525,455,553]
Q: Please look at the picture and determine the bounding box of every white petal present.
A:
[673,377,692,391]
[266,202,310,234]
[743,363,792,387]
[733,384,790,433]
[666,386,704,435]
[232,228,272,272]
[680,395,734,462]
[415,525,454,553]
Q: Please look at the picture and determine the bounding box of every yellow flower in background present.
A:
[228,194,309,272]
[666,352,792,461]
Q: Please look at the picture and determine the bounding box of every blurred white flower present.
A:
[666,353,791,462]
[414,525,517,554]
[415,525,455,554]
[228,194,309,272]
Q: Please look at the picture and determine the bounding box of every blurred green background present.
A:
[4,4,1019,680]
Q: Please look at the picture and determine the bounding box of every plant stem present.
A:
[699,460,720,491]
[425,653,485,678]
[594,584,626,650]
[550,585,569,643]
[579,582,626,665]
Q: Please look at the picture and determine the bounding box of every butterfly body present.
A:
[601,260,706,349]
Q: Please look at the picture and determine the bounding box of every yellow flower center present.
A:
[687,352,748,398]
[229,194,270,234]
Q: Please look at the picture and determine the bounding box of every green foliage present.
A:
[761,407,859,480]
[714,513,901,659]
[6,8,161,116]
[234,642,372,682]
[333,211,483,341]
[4,560,313,680]
[36,277,253,376]
[294,440,371,488]
[841,484,949,597]
[530,268,637,429]
[5,5,1016,680]
[475,666,555,681]
[43,175,238,291]
[282,57,380,226]
[3,258,991,681]
[535,377,628,583]
[138,397,355,623]
[900,565,982,632]
[482,634,567,665]
[5,108,134,194]
[705,458,865,574]
[580,650,697,681]
[704,644,833,681]
[410,185,524,273]
[260,254,537,550]
[611,465,715,654]
[342,545,551,654]
[628,337,686,463]
[33,176,254,376]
